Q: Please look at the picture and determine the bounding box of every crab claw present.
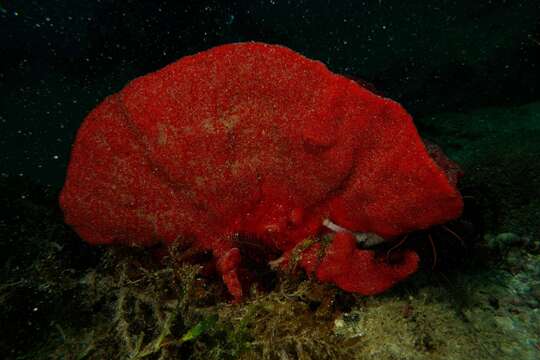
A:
[313,232,419,295]
[216,247,243,301]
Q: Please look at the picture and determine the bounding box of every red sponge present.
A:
[60,42,462,300]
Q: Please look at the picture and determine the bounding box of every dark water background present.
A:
[1,0,539,187]
[2,1,540,359]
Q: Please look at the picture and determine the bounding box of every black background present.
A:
[1,0,539,187]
